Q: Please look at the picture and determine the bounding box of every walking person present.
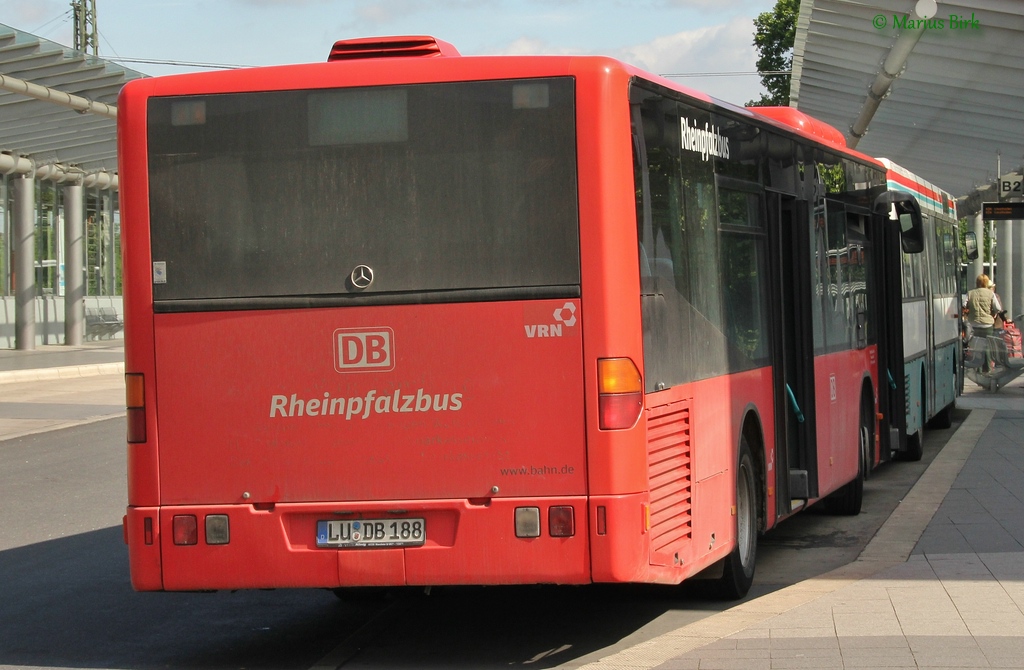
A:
[966,274,998,373]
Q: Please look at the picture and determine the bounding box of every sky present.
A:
[0,0,778,107]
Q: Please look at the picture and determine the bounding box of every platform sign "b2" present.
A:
[334,328,394,372]
[1000,173,1022,197]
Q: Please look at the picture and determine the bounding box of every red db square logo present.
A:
[334,328,394,372]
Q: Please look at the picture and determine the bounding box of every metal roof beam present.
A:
[0,151,116,188]
[0,71,116,119]
[848,2,932,147]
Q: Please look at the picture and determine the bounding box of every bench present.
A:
[85,307,124,340]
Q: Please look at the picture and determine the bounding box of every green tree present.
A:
[748,0,798,107]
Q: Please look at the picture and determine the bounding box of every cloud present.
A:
[615,15,755,75]
[464,12,764,104]
[0,0,66,30]
[612,15,762,104]
[229,0,499,30]
[495,36,576,56]
[349,0,426,26]
[658,0,761,9]
[497,36,550,55]
[230,0,330,5]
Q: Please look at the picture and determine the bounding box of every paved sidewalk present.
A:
[580,376,1024,670]
[0,340,124,382]
[0,341,125,441]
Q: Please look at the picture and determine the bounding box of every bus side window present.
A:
[644,95,734,388]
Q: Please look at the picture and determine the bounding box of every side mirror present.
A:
[963,231,979,261]
[874,191,924,253]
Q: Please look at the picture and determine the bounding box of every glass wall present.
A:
[86,186,121,296]
[0,173,121,298]
[35,179,59,295]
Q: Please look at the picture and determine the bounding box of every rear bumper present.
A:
[125,497,589,591]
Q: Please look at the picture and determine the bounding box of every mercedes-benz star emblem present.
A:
[350,264,374,290]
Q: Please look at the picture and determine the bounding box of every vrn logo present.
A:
[525,302,577,338]
[334,328,394,373]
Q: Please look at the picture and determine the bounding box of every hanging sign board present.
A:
[982,202,1024,221]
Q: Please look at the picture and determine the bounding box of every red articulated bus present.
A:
[119,36,924,599]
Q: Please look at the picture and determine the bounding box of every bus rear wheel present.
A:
[714,438,758,600]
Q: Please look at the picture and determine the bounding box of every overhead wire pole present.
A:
[72,0,99,56]
[994,153,1000,284]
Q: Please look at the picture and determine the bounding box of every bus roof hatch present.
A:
[328,36,461,62]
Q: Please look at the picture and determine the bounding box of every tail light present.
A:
[172,515,198,545]
[514,507,577,538]
[597,358,643,430]
[125,373,146,443]
[548,506,575,537]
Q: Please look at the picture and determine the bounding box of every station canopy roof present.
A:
[791,0,1024,209]
[0,22,146,176]
[4,6,1023,208]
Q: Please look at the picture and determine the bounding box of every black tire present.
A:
[714,438,758,600]
[928,363,956,429]
[901,427,924,462]
[332,586,392,602]
[860,409,872,482]
[928,403,953,430]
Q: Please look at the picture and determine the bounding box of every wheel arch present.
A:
[861,372,877,470]
[861,370,876,408]
[738,403,767,534]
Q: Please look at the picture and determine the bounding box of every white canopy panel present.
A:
[0,22,145,174]
[791,0,1024,203]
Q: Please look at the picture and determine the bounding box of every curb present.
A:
[0,362,125,385]
[574,409,995,670]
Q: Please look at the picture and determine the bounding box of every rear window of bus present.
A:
[146,78,580,305]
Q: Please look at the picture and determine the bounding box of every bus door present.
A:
[767,192,818,515]
[870,199,908,461]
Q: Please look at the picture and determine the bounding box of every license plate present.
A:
[316,518,426,548]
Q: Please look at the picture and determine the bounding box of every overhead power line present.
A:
[660,70,792,78]
[105,57,253,70]
[29,9,72,37]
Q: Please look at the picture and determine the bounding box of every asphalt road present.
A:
[0,384,961,669]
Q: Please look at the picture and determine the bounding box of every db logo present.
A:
[334,328,394,373]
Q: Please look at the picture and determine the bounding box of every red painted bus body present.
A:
[119,37,917,596]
